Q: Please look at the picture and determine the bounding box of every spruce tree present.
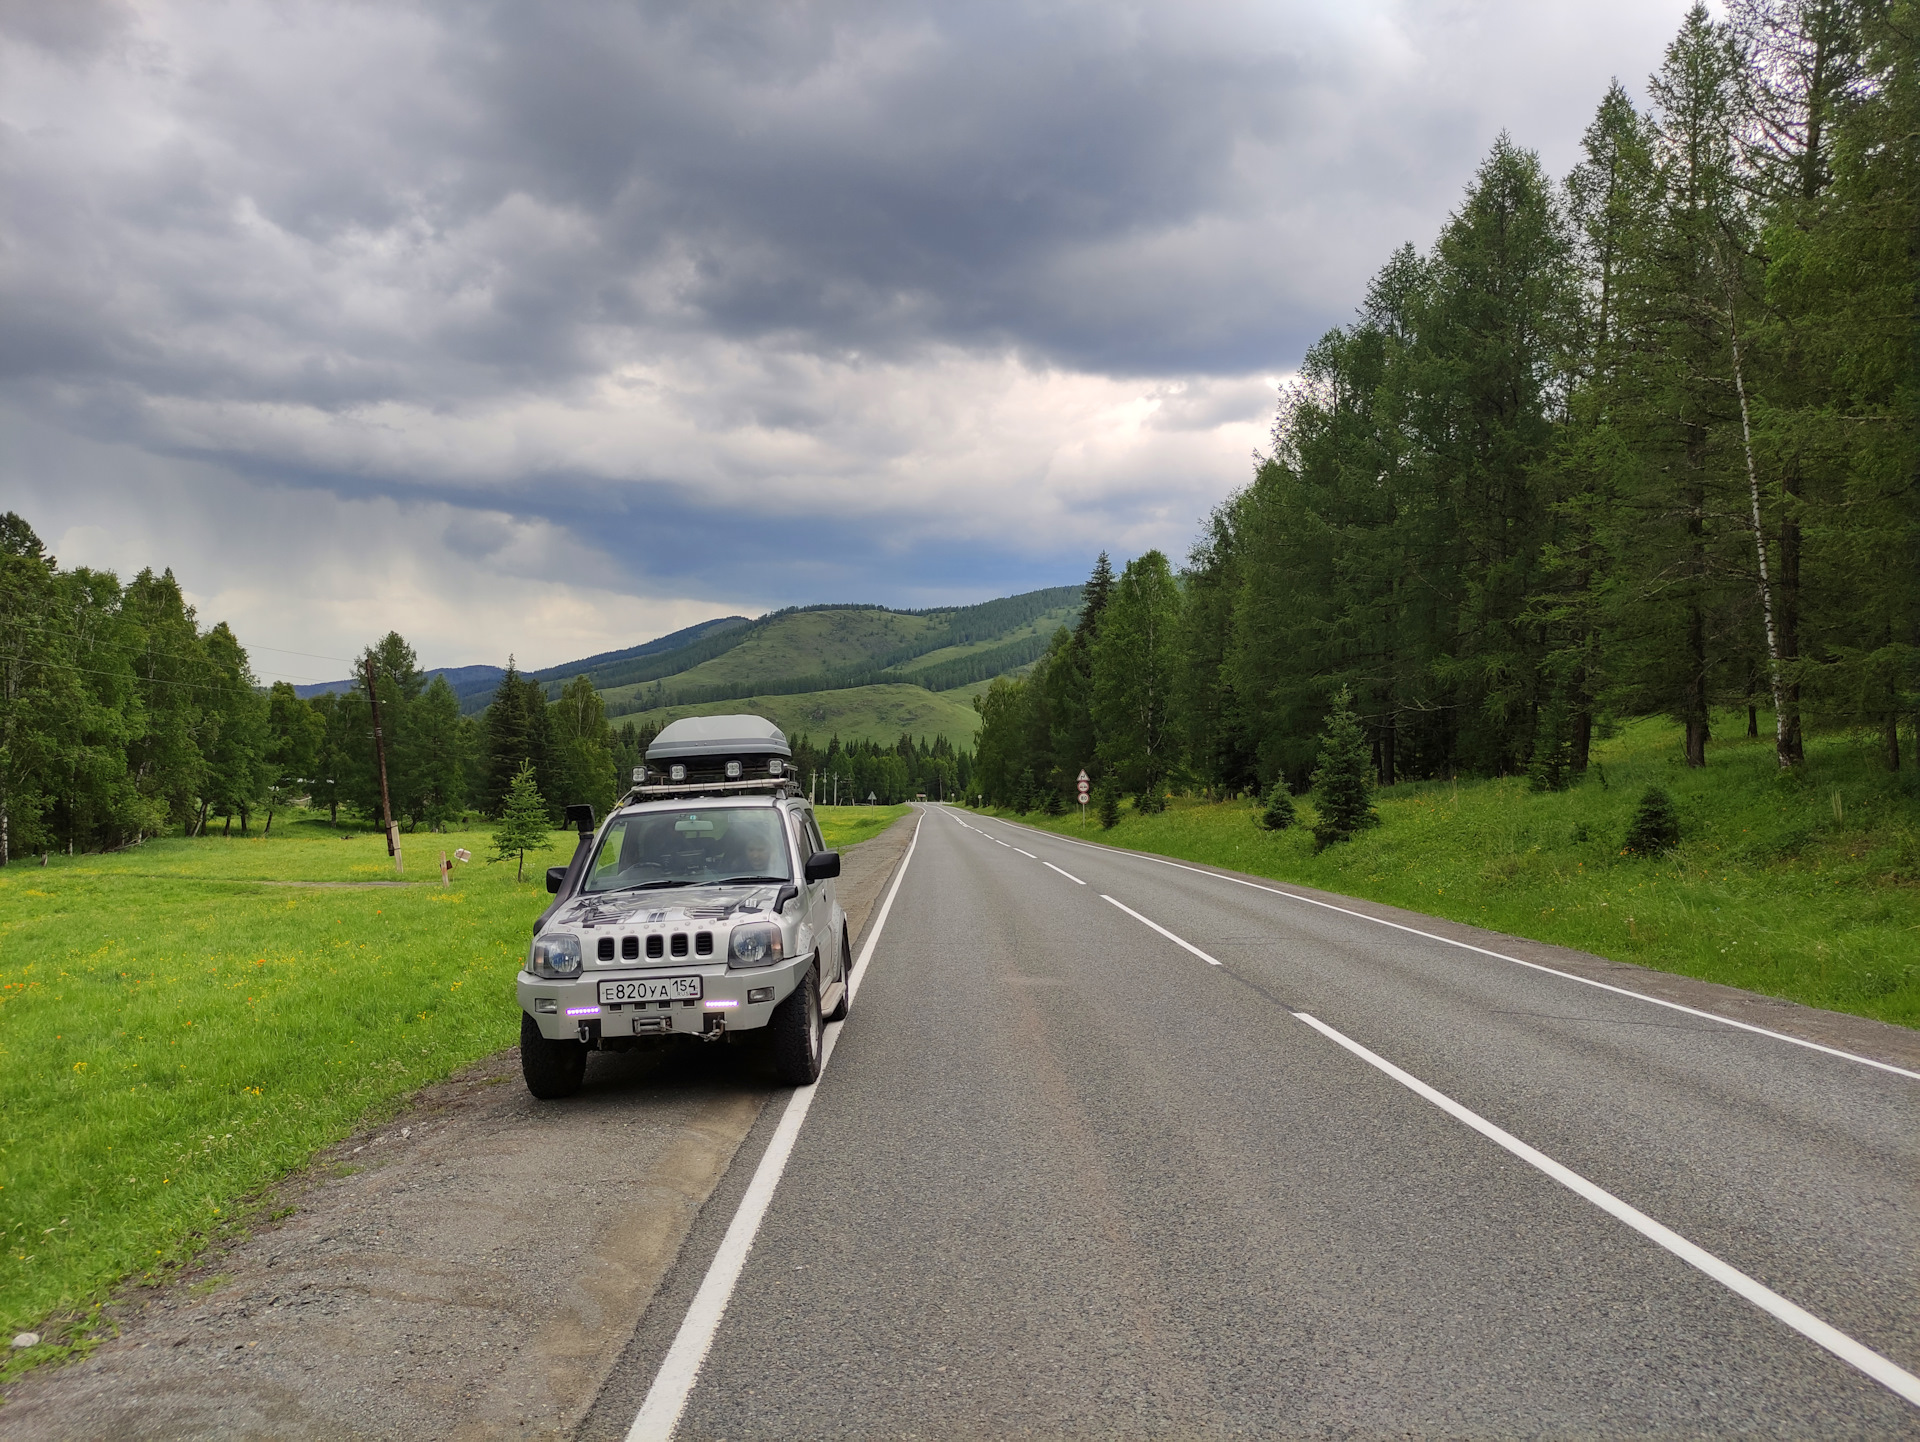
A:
[1257,779,1296,832]
[1309,687,1377,850]
[491,761,552,881]
[1095,776,1121,830]
[1623,785,1681,854]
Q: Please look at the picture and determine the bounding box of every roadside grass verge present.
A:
[978,715,1920,1028]
[0,814,556,1386]
[814,804,912,850]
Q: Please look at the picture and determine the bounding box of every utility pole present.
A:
[363,658,402,874]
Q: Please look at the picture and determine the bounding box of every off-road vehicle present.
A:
[515,715,851,1099]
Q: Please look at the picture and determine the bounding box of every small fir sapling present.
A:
[1309,686,1377,851]
[1257,780,1297,831]
[1096,776,1122,829]
[1622,785,1680,855]
[1135,777,1168,815]
[490,761,552,881]
[1526,705,1574,793]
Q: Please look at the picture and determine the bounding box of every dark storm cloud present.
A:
[0,0,1695,666]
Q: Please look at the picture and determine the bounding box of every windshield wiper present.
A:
[594,878,693,895]
[709,875,787,886]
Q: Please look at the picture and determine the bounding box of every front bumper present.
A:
[517,949,811,1042]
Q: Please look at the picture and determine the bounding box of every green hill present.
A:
[449,583,1083,743]
[618,683,986,748]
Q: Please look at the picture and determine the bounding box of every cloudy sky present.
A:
[1,0,1698,679]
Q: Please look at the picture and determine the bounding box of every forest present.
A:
[971,2,1918,815]
[0,533,969,867]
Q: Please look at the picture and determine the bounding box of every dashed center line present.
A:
[1044,861,1085,885]
[1012,848,1037,858]
[1100,895,1222,965]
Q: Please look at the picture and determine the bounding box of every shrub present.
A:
[1135,778,1168,815]
[1622,785,1680,854]
[1310,687,1377,850]
[1096,778,1121,829]
[1257,781,1296,832]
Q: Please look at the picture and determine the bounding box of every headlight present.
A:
[528,933,583,979]
[728,923,784,968]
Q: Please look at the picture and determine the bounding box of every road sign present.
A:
[1076,768,1090,801]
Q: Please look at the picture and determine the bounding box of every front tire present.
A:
[520,1012,587,1099]
[770,969,823,1086]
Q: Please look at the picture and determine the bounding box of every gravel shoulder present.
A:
[0,814,918,1442]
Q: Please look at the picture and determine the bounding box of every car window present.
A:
[582,807,792,892]
[805,814,827,855]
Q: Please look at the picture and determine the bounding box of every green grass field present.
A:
[981,716,1920,1028]
[0,816,561,1382]
[612,683,982,748]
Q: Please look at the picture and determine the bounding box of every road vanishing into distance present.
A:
[580,805,1920,1439]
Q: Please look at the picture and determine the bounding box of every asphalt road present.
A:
[595,804,1919,1439]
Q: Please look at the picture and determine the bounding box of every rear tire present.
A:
[520,1012,587,1099]
[823,931,852,1023]
[770,969,823,1086]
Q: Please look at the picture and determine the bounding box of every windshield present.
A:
[582,806,793,893]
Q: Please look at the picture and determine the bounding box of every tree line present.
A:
[0,516,634,862]
[972,1,1918,815]
[0,512,975,862]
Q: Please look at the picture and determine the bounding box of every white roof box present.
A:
[646,714,791,760]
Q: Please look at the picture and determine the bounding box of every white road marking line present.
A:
[1291,1010,1920,1409]
[625,814,922,1442]
[1044,861,1085,885]
[992,838,1012,848]
[1013,848,1037,858]
[1004,822,1919,1083]
[1100,895,1222,965]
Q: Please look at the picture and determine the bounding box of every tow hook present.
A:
[701,1013,728,1042]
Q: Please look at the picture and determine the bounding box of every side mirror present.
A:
[545,865,568,895]
[564,803,596,835]
[804,850,840,882]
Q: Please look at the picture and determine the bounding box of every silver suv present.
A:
[516,715,850,1098]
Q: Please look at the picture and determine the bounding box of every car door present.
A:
[794,807,838,987]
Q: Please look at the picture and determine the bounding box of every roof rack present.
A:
[618,776,802,806]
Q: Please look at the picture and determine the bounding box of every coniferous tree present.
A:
[1309,687,1378,850]
[491,761,552,882]
[1092,551,1180,802]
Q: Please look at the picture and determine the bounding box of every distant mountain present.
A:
[294,663,506,700]
[303,585,1083,747]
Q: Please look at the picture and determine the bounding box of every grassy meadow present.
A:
[0,815,559,1384]
[979,715,1920,1028]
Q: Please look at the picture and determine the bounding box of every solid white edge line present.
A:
[1291,1010,1920,1409]
[1100,894,1222,965]
[1043,861,1085,886]
[984,815,1919,1083]
[624,810,923,1442]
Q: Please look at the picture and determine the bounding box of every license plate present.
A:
[599,976,703,1004]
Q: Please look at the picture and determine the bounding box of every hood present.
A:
[558,884,781,929]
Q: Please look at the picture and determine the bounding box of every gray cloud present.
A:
[1,0,1698,667]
